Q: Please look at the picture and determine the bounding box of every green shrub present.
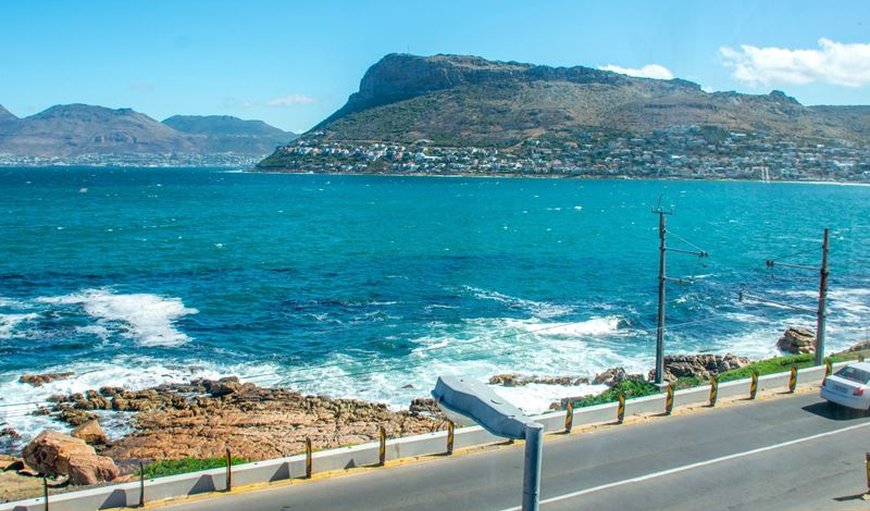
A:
[139,456,248,479]
[572,379,659,408]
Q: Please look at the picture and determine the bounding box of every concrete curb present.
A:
[1,363,841,511]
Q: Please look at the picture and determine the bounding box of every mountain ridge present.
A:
[303,53,867,147]
[0,104,296,160]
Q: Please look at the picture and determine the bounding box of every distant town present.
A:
[265,127,869,182]
[0,152,265,168]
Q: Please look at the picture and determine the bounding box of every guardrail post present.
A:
[617,392,626,424]
[709,376,719,406]
[378,426,387,466]
[43,476,48,511]
[138,461,145,507]
[564,401,574,433]
[749,370,758,400]
[446,421,455,455]
[225,448,232,492]
[788,366,798,393]
[305,438,313,478]
[665,383,674,415]
[865,452,870,495]
[825,359,833,378]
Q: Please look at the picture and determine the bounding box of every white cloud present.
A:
[599,63,675,80]
[720,38,870,87]
[267,94,316,107]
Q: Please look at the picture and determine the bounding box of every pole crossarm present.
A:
[765,260,818,271]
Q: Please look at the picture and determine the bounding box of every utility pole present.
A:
[764,227,830,365]
[652,203,707,385]
[816,228,830,366]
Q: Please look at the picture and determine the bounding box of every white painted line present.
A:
[497,420,870,511]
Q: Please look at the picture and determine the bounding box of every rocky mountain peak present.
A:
[0,104,18,121]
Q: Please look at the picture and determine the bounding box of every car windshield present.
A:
[835,366,870,385]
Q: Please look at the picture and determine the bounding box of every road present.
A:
[162,393,870,511]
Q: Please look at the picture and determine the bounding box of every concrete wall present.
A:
[1,363,839,511]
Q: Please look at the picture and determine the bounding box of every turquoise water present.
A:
[1,167,868,440]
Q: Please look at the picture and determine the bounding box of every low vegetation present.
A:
[571,380,659,408]
[139,456,248,479]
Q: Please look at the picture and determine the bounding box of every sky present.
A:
[0,0,868,133]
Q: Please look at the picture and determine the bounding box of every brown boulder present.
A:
[776,327,816,354]
[649,354,751,383]
[593,367,631,386]
[839,339,870,354]
[18,372,75,387]
[488,373,524,386]
[72,420,108,446]
[22,430,118,485]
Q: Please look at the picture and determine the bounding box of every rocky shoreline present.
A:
[1,327,867,500]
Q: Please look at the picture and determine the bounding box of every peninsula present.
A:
[258,54,869,182]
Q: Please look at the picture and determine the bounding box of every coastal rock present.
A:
[72,420,108,446]
[839,339,870,354]
[0,428,21,440]
[18,372,75,387]
[593,367,629,386]
[85,381,445,463]
[776,327,816,354]
[408,398,443,416]
[488,374,590,387]
[0,454,23,471]
[489,373,524,386]
[22,430,118,485]
[648,354,751,383]
[57,407,98,427]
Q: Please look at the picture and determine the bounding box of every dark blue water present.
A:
[1,167,867,437]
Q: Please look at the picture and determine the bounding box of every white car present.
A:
[820,362,870,412]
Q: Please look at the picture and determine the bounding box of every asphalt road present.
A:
[162,393,870,511]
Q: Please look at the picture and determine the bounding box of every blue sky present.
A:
[1,0,868,132]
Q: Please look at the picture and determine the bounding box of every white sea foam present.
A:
[37,289,198,347]
[0,313,39,339]
[462,286,573,319]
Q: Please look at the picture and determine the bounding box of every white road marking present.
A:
[497,420,870,511]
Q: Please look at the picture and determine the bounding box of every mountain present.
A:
[259,54,868,181]
[304,54,867,147]
[0,104,17,122]
[0,104,296,161]
[0,104,194,156]
[163,115,296,154]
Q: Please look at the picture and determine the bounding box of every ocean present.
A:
[1,166,868,443]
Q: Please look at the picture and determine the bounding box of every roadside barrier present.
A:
[305,438,313,478]
[378,426,387,466]
[664,384,674,415]
[617,393,626,424]
[446,421,455,455]
[564,402,574,433]
[0,362,846,511]
[749,370,759,400]
[709,376,719,406]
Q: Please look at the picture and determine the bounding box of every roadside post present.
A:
[446,421,455,455]
[433,376,544,511]
[225,448,232,492]
[709,376,719,406]
[378,426,387,466]
[665,384,674,415]
[749,370,759,400]
[138,461,145,507]
[788,366,798,393]
[564,401,574,433]
[617,392,626,423]
[305,438,313,478]
[42,476,48,511]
